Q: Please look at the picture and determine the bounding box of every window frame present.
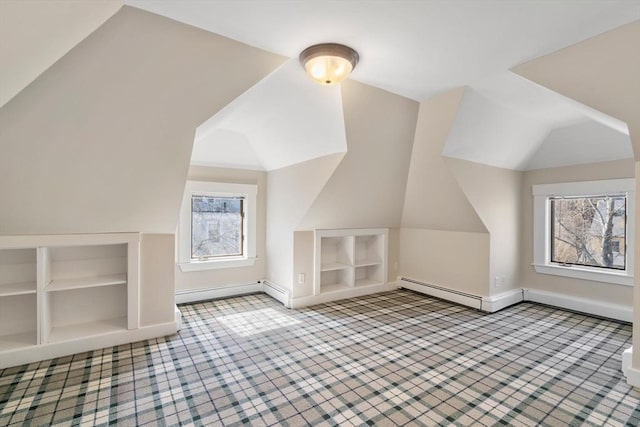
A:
[178,181,257,272]
[532,179,635,286]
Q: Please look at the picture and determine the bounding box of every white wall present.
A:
[175,166,267,291]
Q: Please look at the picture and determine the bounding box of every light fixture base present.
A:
[299,43,359,85]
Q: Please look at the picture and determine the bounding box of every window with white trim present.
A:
[179,181,257,272]
[532,179,634,286]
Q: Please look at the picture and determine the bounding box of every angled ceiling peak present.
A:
[192,60,348,171]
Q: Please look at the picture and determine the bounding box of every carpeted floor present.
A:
[1,289,638,426]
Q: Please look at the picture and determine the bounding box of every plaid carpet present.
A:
[1,290,639,426]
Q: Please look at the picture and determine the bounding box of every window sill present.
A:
[532,263,633,286]
[179,257,256,272]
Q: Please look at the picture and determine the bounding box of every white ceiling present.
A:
[3,1,638,171]
[124,0,640,101]
[191,60,346,171]
[124,0,637,171]
[442,73,631,170]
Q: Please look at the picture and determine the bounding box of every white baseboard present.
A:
[522,288,632,322]
[262,281,291,308]
[481,289,524,312]
[290,282,398,309]
[175,305,183,331]
[622,347,640,388]
[175,282,263,304]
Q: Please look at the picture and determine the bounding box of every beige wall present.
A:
[298,80,419,229]
[280,81,418,298]
[520,159,635,305]
[400,228,490,296]
[140,233,176,326]
[399,89,492,296]
[266,154,344,290]
[513,20,640,157]
[0,6,284,236]
[401,89,487,233]
[175,166,267,291]
[0,8,283,331]
[447,158,522,294]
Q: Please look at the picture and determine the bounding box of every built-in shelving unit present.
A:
[0,234,141,368]
[313,229,388,303]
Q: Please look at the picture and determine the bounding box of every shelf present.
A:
[321,283,350,293]
[0,282,37,296]
[48,317,127,343]
[354,278,382,287]
[0,332,37,352]
[320,262,352,272]
[354,259,381,268]
[46,274,127,292]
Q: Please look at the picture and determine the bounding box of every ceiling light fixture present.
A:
[299,43,359,85]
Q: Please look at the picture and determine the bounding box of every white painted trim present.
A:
[622,347,632,378]
[0,320,179,370]
[175,305,182,331]
[262,281,291,308]
[399,278,482,310]
[522,288,632,322]
[179,257,256,272]
[622,349,640,388]
[175,282,262,304]
[178,181,257,271]
[532,178,635,196]
[532,178,635,285]
[481,289,523,312]
[291,282,397,309]
[532,263,633,286]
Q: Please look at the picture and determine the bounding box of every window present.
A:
[550,195,626,270]
[532,179,634,286]
[179,181,257,272]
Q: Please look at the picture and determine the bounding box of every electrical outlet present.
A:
[494,276,504,288]
[298,273,305,284]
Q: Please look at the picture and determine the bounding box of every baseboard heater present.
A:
[262,280,290,308]
[175,281,291,308]
[399,277,485,311]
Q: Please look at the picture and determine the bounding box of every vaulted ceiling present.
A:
[3,1,639,171]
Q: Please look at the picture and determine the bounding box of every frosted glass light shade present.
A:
[299,43,359,85]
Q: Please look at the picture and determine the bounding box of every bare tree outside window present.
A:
[550,195,626,270]
[191,196,243,259]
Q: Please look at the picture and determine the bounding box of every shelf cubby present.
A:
[0,294,37,351]
[0,248,37,296]
[320,269,353,293]
[314,229,388,299]
[43,285,127,344]
[355,264,383,287]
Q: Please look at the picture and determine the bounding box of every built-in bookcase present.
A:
[0,234,139,365]
[314,229,388,298]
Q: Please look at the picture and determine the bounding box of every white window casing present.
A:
[178,181,257,272]
[532,179,635,286]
